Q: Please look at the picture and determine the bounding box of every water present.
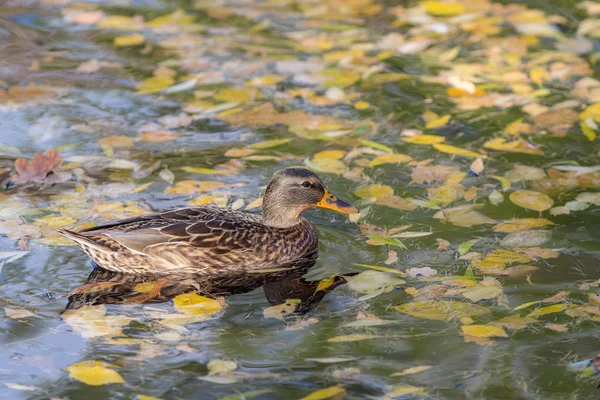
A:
[0,0,599,398]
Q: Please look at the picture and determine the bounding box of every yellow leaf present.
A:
[98,135,134,148]
[263,299,301,320]
[137,76,175,94]
[316,275,338,292]
[391,365,432,376]
[422,1,464,16]
[114,34,145,47]
[513,300,542,311]
[368,153,412,167]
[327,334,379,343]
[489,175,511,191]
[493,218,554,233]
[425,115,451,129]
[34,215,77,227]
[509,190,554,212]
[461,325,508,338]
[245,74,285,87]
[248,139,292,149]
[386,385,427,398]
[355,263,405,276]
[213,88,254,103]
[313,150,346,160]
[354,184,393,199]
[394,300,489,321]
[300,386,345,400]
[165,180,225,195]
[530,67,550,86]
[181,167,236,175]
[133,182,154,193]
[581,120,597,141]
[173,293,222,317]
[354,101,370,110]
[138,131,181,142]
[471,250,532,274]
[529,303,567,317]
[66,361,124,386]
[138,396,163,400]
[432,143,482,158]
[305,157,347,175]
[403,135,445,144]
[579,102,600,122]
[483,138,543,155]
[98,16,139,30]
[225,148,256,157]
[62,305,132,339]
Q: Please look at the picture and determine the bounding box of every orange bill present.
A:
[317,189,359,214]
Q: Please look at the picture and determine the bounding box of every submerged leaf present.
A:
[394,300,489,321]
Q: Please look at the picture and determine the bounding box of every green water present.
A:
[0,0,599,399]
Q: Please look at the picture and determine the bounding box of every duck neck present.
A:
[262,195,305,229]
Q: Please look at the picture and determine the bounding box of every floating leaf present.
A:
[391,366,432,377]
[529,303,567,317]
[66,361,124,386]
[422,1,464,16]
[248,138,292,149]
[403,135,445,145]
[300,386,345,400]
[354,184,393,199]
[173,293,222,317]
[207,359,238,375]
[458,239,479,256]
[510,190,554,212]
[137,76,175,94]
[425,115,451,129]
[165,180,225,195]
[328,334,379,343]
[368,153,412,167]
[493,218,554,233]
[461,325,508,338]
[114,34,145,47]
[433,143,482,158]
[354,263,405,276]
[462,286,502,302]
[394,300,489,321]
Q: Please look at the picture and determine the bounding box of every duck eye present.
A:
[301,181,312,188]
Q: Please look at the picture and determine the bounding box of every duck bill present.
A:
[317,189,359,214]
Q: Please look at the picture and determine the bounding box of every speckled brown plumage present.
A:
[58,168,358,275]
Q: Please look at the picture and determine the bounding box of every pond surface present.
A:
[0,0,599,399]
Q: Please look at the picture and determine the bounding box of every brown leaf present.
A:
[11,149,63,185]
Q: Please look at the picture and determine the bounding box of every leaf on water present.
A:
[425,115,451,129]
[216,390,273,400]
[542,290,570,303]
[263,299,301,320]
[354,184,393,199]
[483,138,543,155]
[375,194,418,211]
[208,359,238,375]
[355,263,405,276]
[4,307,35,319]
[422,1,464,16]
[138,395,164,400]
[165,180,225,195]
[469,157,484,176]
[504,165,546,182]
[347,270,404,300]
[489,175,511,191]
[11,149,63,185]
[98,136,134,149]
[138,131,181,142]
[432,143,483,158]
[391,365,432,377]
[66,361,124,386]
[354,101,370,110]
[368,153,412,167]
[62,305,132,339]
[461,325,508,338]
[248,138,293,149]
[471,250,532,274]
[300,385,345,400]
[462,286,502,302]
[394,300,489,321]
[327,334,379,343]
[529,303,567,317]
[509,190,554,212]
[406,267,437,278]
[490,314,538,331]
[403,135,445,145]
[114,34,145,47]
[500,230,552,248]
[433,204,496,227]
[137,76,175,95]
[173,293,222,317]
[385,385,427,398]
[4,383,38,391]
[305,357,357,363]
[305,157,347,175]
[458,239,479,256]
[493,218,554,233]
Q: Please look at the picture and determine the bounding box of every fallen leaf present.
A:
[461,325,508,338]
[66,361,124,386]
[509,190,554,212]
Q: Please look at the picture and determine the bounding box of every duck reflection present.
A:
[65,256,353,316]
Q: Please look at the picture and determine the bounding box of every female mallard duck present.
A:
[58,167,358,275]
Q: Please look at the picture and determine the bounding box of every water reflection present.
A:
[65,255,353,316]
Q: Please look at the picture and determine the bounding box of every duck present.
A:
[58,167,358,275]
